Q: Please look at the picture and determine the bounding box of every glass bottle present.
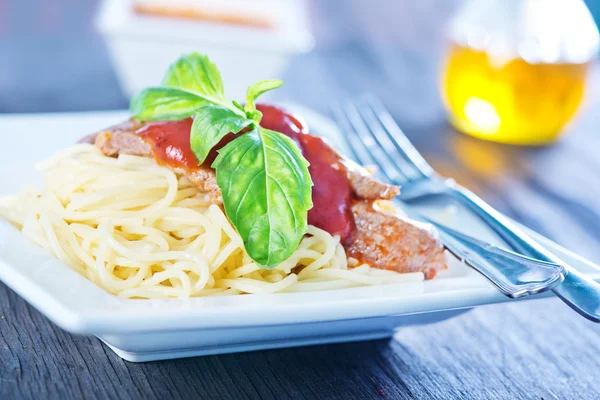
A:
[442,0,599,145]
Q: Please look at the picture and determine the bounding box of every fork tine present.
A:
[337,101,406,183]
[364,94,435,178]
[330,103,371,166]
[354,96,423,182]
[331,103,386,181]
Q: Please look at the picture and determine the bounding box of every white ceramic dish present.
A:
[95,0,314,100]
[0,106,598,362]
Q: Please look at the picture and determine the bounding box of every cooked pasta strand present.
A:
[0,145,423,298]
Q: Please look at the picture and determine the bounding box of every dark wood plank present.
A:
[3,280,600,400]
[2,0,600,399]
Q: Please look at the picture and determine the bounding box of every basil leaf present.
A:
[190,105,253,164]
[162,53,227,104]
[245,80,283,112]
[130,87,208,121]
[213,127,313,267]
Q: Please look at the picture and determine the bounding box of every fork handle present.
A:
[451,185,600,322]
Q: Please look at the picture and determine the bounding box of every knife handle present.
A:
[451,185,600,322]
[425,218,565,298]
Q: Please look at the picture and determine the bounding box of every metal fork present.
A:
[333,94,600,321]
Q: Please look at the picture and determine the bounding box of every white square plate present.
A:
[0,106,598,362]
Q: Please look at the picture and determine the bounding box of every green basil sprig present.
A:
[213,128,312,266]
[129,53,313,268]
[190,105,253,164]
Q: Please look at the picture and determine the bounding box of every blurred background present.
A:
[2,0,600,259]
[4,0,598,119]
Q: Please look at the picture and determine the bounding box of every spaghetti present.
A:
[0,145,423,299]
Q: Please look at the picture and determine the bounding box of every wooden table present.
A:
[2,1,600,398]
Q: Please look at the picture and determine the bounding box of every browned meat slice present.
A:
[345,200,446,279]
[95,129,150,157]
[78,132,97,145]
[178,168,222,204]
[89,120,223,204]
[78,119,145,149]
[87,119,149,156]
[344,160,399,200]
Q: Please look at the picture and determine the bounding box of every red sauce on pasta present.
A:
[138,104,356,241]
[137,118,198,170]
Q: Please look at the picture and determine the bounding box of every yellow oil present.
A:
[442,44,592,145]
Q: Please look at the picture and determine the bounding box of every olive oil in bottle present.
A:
[442,0,599,145]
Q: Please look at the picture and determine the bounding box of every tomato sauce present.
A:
[137,104,356,242]
[137,119,198,170]
[257,105,355,242]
